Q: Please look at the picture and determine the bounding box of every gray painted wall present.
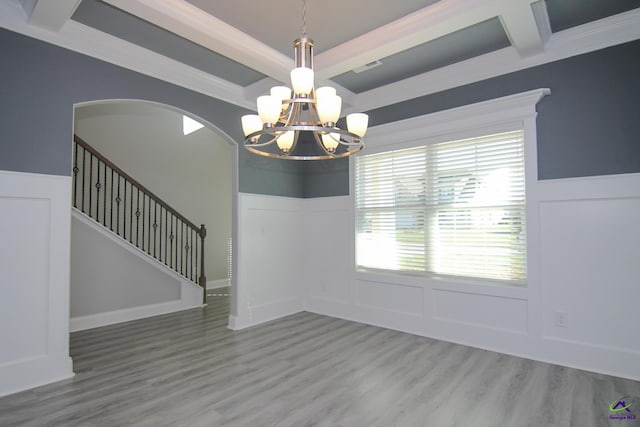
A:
[366,39,640,180]
[0,28,304,197]
[2,28,639,197]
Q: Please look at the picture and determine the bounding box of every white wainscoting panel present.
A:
[433,289,528,334]
[230,193,305,329]
[0,197,50,363]
[301,171,640,381]
[304,197,353,305]
[0,170,74,397]
[358,280,424,315]
[538,195,640,379]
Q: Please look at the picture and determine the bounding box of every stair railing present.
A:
[72,135,207,303]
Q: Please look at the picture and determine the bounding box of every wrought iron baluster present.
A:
[81,147,86,213]
[164,209,168,265]
[103,162,107,226]
[89,152,93,217]
[135,188,140,247]
[169,214,174,269]
[183,223,187,277]
[95,161,101,222]
[129,180,134,244]
[73,142,79,208]
[153,202,157,258]
[104,165,108,227]
[141,192,146,252]
[109,168,114,230]
[174,216,178,270]
[116,174,121,235]
[147,195,151,254]
[199,225,207,304]
[194,227,198,283]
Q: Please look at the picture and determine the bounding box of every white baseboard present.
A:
[70,299,204,332]
[0,354,74,398]
[207,279,230,289]
[227,314,242,330]
[227,297,303,330]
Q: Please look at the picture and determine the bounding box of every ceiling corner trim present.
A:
[498,0,549,56]
[19,0,81,31]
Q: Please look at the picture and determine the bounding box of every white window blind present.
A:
[355,130,526,283]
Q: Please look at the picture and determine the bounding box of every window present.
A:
[355,130,526,283]
[183,115,204,135]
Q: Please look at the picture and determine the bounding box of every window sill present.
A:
[354,268,529,300]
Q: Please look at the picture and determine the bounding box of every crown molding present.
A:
[0,0,254,110]
[2,0,639,116]
[355,7,640,112]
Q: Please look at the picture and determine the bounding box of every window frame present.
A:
[349,89,550,288]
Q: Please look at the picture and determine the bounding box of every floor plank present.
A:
[1,289,638,427]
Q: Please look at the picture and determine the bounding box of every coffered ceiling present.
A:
[5,0,640,113]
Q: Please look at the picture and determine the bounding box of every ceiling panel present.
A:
[545,0,640,33]
[184,0,440,55]
[72,0,266,86]
[64,0,640,105]
[332,17,510,93]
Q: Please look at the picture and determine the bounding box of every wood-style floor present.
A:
[1,289,639,427]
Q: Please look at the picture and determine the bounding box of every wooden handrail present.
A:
[74,135,200,231]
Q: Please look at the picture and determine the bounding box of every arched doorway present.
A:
[70,100,236,330]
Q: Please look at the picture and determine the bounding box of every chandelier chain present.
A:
[301,0,307,36]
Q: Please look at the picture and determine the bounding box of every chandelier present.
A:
[240,1,368,160]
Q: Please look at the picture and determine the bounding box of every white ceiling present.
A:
[5,0,640,114]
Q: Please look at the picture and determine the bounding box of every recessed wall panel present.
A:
[0,197,50,363]
[433,289,528,334]
[357,280,424,315]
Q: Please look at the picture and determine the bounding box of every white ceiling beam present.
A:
[313,0,498,81]
[102,0,293,83]
[355,7,640,113]
[21,0,81,31]
[497,0,549,57]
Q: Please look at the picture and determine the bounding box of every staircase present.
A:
[72,135,207,304]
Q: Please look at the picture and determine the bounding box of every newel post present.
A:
[199,224,207,304]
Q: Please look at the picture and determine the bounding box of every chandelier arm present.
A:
[307,92,320,126]
[280,98,298,126]
[244,129,288,148]
[312,130,334,156]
